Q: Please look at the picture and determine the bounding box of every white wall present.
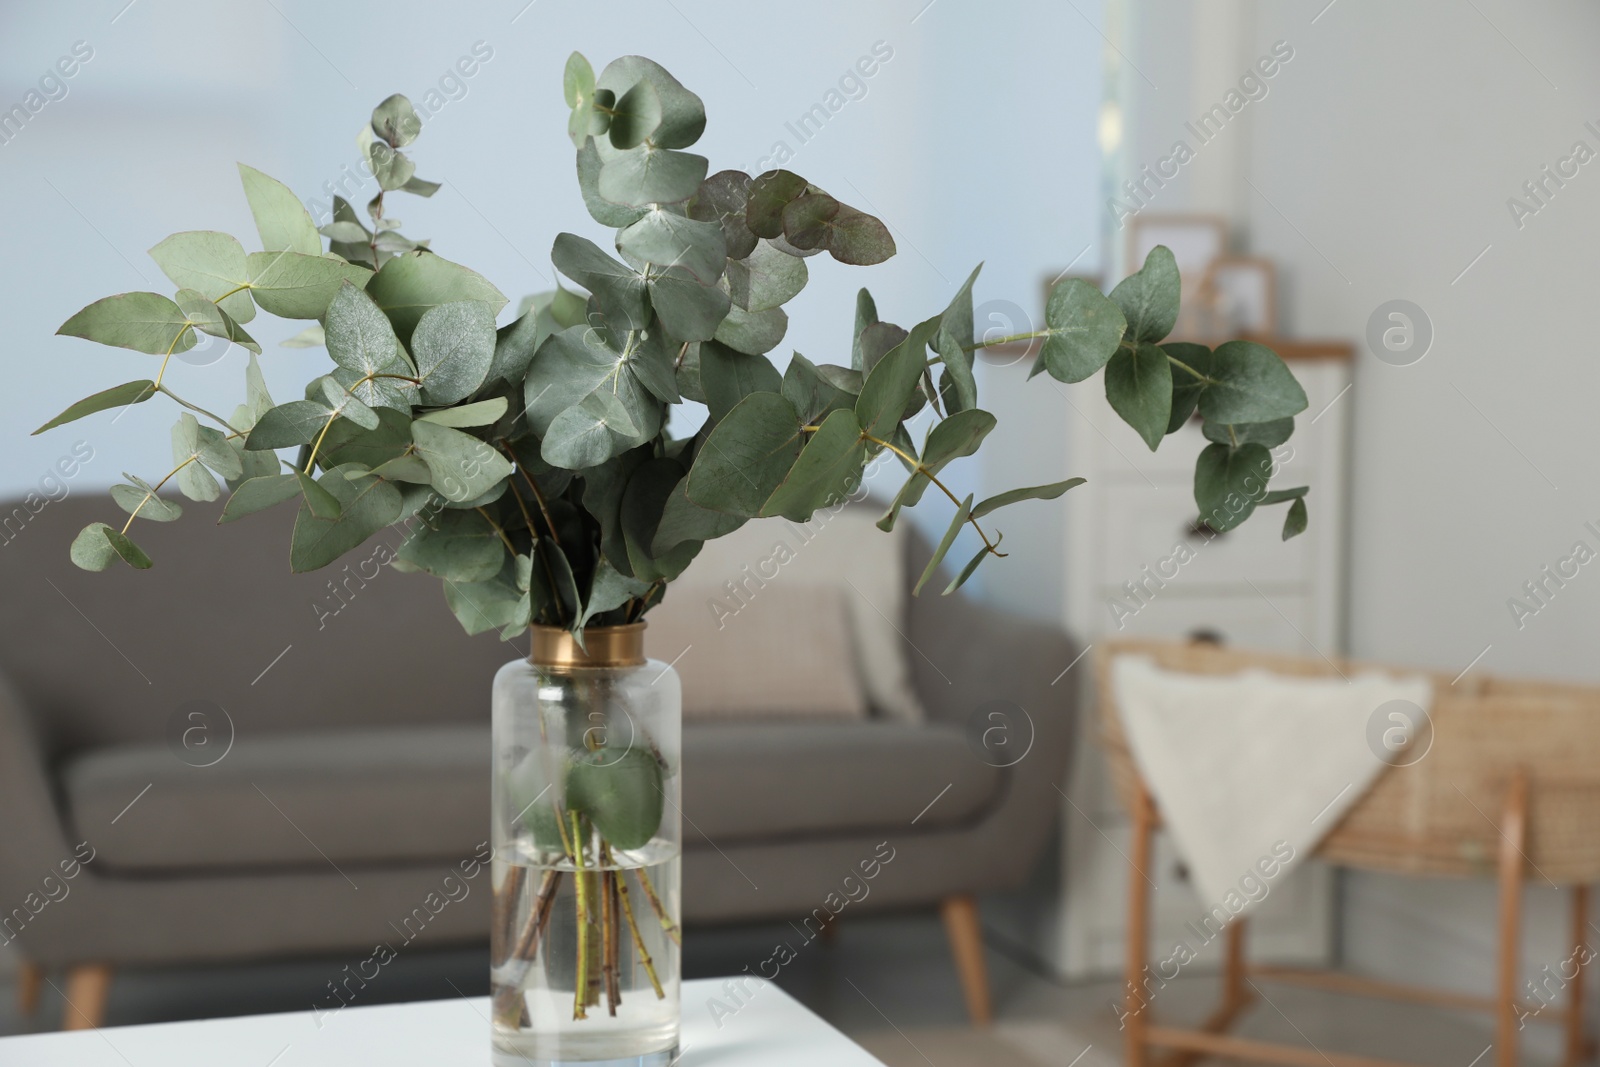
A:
[1121,0,1600,1038]
[0,1,1103,590]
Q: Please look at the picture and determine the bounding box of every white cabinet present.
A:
[1019,345,1352,978]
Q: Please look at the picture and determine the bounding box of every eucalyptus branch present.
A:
[120,455,200,533]
[818,426,1007,558]
[1166,354,1216,384]
[157,386,236,433]
[152,325,195,392]
[476,506,519,555]
[302,412,339,474]
[963,329,1048,352]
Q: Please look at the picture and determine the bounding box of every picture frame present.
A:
[1126,214,1227,281]
[1204,255,1277,338]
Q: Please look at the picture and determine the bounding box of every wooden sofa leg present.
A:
[17,959,43,1016]
[940,894,993,1026]
[61,963,112,1031]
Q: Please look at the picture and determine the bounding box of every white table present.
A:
[0,978,885,1065]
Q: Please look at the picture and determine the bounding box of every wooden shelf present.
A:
[980,336,1353,366]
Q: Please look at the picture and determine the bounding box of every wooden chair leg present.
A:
[17,959,43,1016]
[1566,885,1589,1067]
[61,963,112,1031]
[1125,785,1155,1067]
[1223,918,1247,1011]
[939,894,993,1027]
[1497,769,1529,1067]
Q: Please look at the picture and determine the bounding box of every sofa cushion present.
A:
[648,583,870,722]
[62,726,488,873]
[666,510,929,723]
[681,721,1003,843]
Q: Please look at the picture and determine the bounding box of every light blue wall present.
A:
[2,0,1103,594]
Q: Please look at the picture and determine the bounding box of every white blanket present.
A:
[1110,654,1433,914]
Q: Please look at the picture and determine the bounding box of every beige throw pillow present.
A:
[662,508,928,723]
[647,583,869,722]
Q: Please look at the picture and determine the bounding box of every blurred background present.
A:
[5,1,1600,1064]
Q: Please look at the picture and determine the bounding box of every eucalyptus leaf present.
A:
[324,282,418,410]
[688,170,757,259]
[149,231,255,323]
[616,207,726,283]
[110,474,181,523]
[1163,342,1215,432]
[444,569,525,636]
[596,55,706,149]
[685,391,803,516]
[1035,278,1127,384]
[711,303,787,355]
[1262,485,1309,505]
[761,407,868,522]
[598,146,708,207]
[1283,497,1308,541]
[1104,342,1173,451]
[289,464,403,572]
[397,508,506,582]
[647,266,731,342]
[621,458,699,581]
[71,522,150,571]
[698,340,781,421]
[58,293,196,356]
[970,478,1085,519]
[238,163,322,256]
[1199,341,1308,424]
[296,468,343,519]
[417,397,508,427]
[652,478,745,555]
[175,290,260,354]
[246,251,373,319]
[566,747,664,850]
[608,78,663,149]
[411,420,514,503]
[371,94,422,147]
[246,400,332,450]
[363,250,507,342]
[855,329,928,440]
[914,494,972,596]
[412,300,497,404]
[1202,416,1295,449]
[578,558,651,629]
[1193,441,1274,533]
[575,139,648,228]
[34,380,154,435]
[543,389,636,470]
[1109,245,1180,344]
[725,240,807,311]
[220,472,301,522]
[550,233,649,331]
[282,324,327,348]
[781,353,854,425]
[851,287,878,372]
[746,170,807,239]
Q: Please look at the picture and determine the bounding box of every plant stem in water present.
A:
[634,866,681,947]
[571,812,590,1021]
[616,869,665,999]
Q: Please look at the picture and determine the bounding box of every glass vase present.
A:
[490,623,682,1067]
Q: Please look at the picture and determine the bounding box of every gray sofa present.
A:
[0,494,1075,1029]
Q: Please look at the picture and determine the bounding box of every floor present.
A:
[0,911,1540,1066]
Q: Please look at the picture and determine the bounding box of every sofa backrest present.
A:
[0,495,513,753]
[0,493,955,753]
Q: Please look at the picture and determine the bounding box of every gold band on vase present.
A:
[529,623,647,668]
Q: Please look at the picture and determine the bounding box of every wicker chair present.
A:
[1097,637,1600,1067]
